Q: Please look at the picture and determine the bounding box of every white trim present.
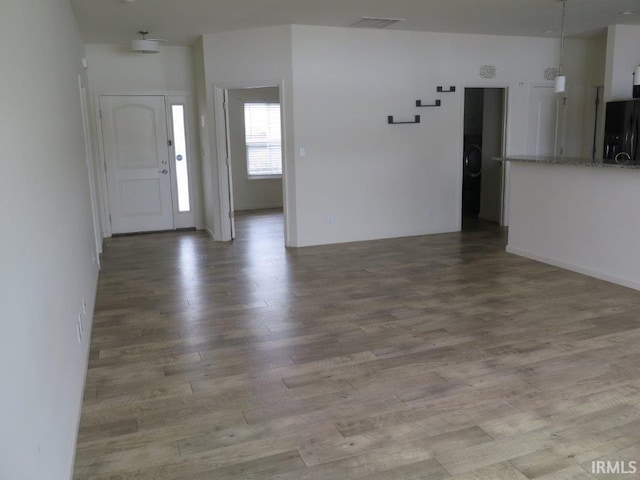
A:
[78,76,102,261]
[213,86,233,241]
[506,246,640,291]
[204,226,215,240]
[96,90,193,97]
[235,203,284,211]
[94,94,112,238]
[247,175,283,180]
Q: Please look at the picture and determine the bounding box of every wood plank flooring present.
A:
[74,210,640,479]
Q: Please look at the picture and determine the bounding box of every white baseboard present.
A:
[234,204,284,211]
[204,226,215,240]
[506,245,640,291]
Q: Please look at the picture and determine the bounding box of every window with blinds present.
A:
[244,103,282,177]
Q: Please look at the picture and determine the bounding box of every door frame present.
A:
[78,75,102,263]
[212,79,290,244]
[94,91,201,237]
[459,83,511,228]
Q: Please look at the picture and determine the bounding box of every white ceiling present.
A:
[70,0,640,47]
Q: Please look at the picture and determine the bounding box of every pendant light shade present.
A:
[130,31,166,54]
[556,0,567,93]
[131,39,160,54]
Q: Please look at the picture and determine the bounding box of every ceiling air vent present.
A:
[350,17,404,29]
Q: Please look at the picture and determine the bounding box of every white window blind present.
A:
[244,103,282,177]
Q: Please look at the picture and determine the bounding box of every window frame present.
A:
[243,102,283,179]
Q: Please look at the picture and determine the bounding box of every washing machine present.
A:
[462,136,482,217]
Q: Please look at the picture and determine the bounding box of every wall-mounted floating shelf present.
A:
[388,115,421,125]
[416,99,441,108]
[437,86,456,93]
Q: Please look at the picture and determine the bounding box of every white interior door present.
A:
[101,96,174,234]
[527,86,560,156]
[224,90,236,239]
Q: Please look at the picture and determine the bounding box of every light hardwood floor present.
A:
[74,210,640,479]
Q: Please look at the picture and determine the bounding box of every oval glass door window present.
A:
[464,145,482,178]
[171,105,191,212]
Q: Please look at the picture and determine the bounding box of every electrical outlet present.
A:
[327,216,335,226]
[82,298,87,315]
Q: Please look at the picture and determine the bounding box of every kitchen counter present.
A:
[497,155,640,169]
[502,158,640,290]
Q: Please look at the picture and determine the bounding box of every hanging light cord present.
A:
[559,0,566,75]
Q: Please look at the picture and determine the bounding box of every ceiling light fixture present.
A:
[555,0,568,93]
[130,30,167,54]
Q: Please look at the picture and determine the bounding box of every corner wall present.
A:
[197,25,590,247]
[200,25,297,244]
[605,25,640,101]
[0,0,100,478]
[507,162,640,290]
[290,26,589,246]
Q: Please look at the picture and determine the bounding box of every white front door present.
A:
[101,96,174,234]
[527,86,560,156]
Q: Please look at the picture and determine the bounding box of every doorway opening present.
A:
[462,88,507,230]
[219,85,286,245]
[228,87,283,243]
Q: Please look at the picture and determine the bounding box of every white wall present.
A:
[605,25,640,101]
[85,44,197,93]
[193,39,216,238]
[196,25,590,247]
[507,162,640,290]
[228,87,283,211]
[290,25,589,246]
[0,0,99,478]
[84,44,203,232]
[200,26,296,244]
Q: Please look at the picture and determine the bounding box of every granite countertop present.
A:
[496,155,640,170]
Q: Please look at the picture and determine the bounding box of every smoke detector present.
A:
[131,31,167,54]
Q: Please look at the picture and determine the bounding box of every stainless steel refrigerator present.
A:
[603,99,640,164]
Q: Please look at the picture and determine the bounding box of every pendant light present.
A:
[554,0,567,93]
[131,31,167,54]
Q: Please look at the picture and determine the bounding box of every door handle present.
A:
[159,169,168,174]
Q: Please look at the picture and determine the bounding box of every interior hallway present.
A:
[75,210,640,479]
